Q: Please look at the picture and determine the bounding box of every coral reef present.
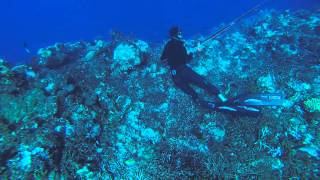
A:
[0,88,57,124]
[0,59,11,77]
[304,98,320,112]
[111,40,149,76]
[0,10,319,179]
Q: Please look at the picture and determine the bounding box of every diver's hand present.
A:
[188,42,204,54]
[196,42,204,52]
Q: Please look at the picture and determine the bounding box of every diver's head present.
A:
[169,26,182,39]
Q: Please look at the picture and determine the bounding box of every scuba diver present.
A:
[161,26,285,116]
[161,26,228,109]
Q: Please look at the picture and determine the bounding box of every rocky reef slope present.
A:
[0,10,319,179]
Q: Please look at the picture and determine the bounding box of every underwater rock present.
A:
[112,42,141,73]
[0,59,18,94]
[76,165,95,179]
[82,40,110,61]
[11,64,37,79]
[287,117,308,140]
[0,88,57,124]
[0,77,17,94]
[33,69,69,97]
[0,59,12,77]
[36,42,86,69]
[303,98,320,113]
[110,40,149,75]
[288,80,311,92]
[298,145,320,160]
[64,57,108,92]
[200,121,225,143]
[6,145,50,178]
[70,104,97,122]
[257,74,277,93]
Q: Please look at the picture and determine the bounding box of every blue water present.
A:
[0,0,319,64]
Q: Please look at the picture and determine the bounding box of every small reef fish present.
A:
[23,42,31,54]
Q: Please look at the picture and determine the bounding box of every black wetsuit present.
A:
[161,38,220,108]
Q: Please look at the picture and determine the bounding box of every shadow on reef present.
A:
[0,10,320,179]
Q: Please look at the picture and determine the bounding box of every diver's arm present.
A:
[187,42,204,54]
[160,46,168,62]
[160,51,167,61]
[186,52,193,61]
[180,42,193,62]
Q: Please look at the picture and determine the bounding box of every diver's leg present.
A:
[184,67,220,95]
[173,75,198,100]
[173,75,215,109]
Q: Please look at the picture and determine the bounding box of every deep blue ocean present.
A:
[0,0,319,64]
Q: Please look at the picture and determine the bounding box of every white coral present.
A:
[113,43,139,63]
[112,43,141,74]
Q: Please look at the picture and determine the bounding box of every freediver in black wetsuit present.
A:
[161,26,228,109]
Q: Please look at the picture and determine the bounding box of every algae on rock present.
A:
[0,89,57,124]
